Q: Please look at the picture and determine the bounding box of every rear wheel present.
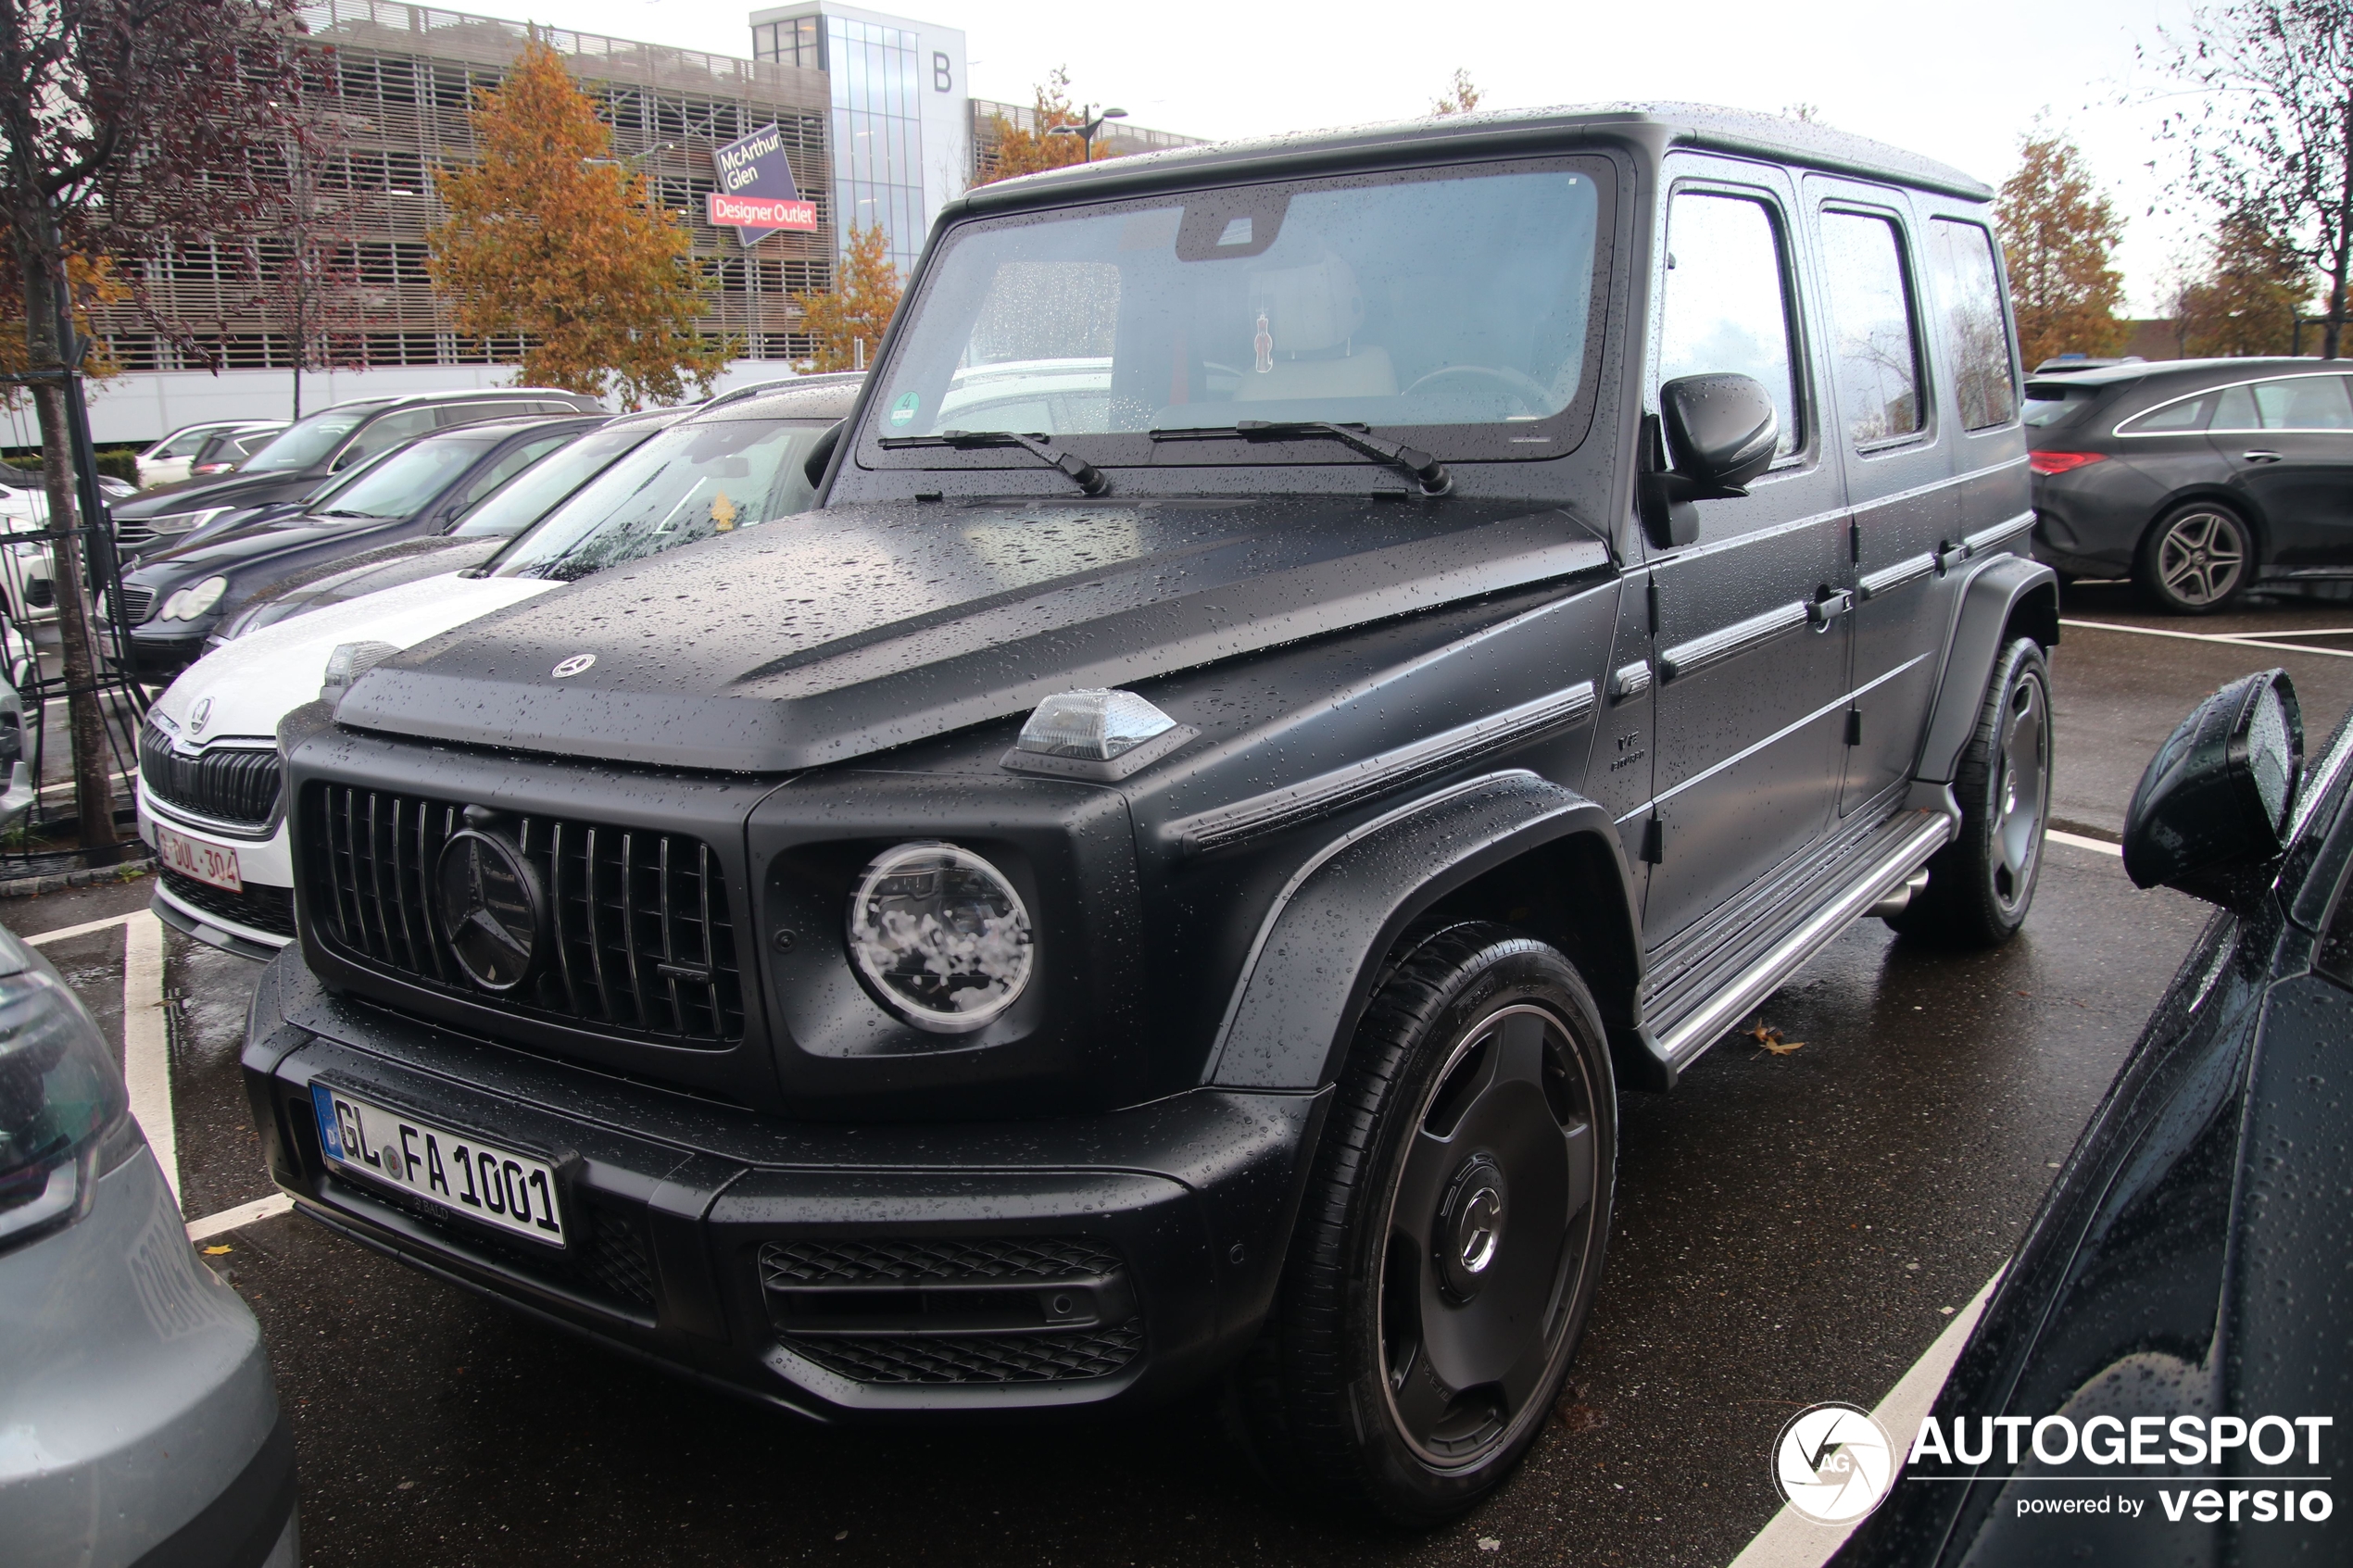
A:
[1890,636,2051,947]
[1240,924,1615,1525]
[2136,501,2251,614]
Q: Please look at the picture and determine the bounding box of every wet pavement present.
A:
[6,583,2340,1568]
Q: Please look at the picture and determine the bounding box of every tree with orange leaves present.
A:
[792,223,900,372]
[428,39,729,408]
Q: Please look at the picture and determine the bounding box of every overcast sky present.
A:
[459,0,2208,313]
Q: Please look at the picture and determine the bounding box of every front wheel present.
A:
[1890,636,2051,947]
[1241,924,1616,1525]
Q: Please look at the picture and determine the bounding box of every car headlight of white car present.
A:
[159,575,230,621]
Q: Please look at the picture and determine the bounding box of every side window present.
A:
[1656,192,1803,458]
[434,401,519,429]
[1818,211,1926,445]
[2121,393,2213,434]
[336,408,440,468]
[2253,376,2353,431]
[2210,384,2260,433]
[1925,220,2015,430]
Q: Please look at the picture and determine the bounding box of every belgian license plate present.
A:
[156,822,241,892]
[310,1085,566,1248]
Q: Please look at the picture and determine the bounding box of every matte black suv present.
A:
[243,106,2057,1523]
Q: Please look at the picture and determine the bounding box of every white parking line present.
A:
[2061,617,2353,660]
[22,909,140,944]
[120,909,177,1207]
[1728,1266,2007,1568]
[186,1193,293,1242]
[2046,828,2123,859]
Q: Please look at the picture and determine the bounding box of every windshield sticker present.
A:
[1253,311,1274,375]
[890,391,921,426]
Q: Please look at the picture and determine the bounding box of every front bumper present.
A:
[244,951,1327,1420]
[138,796,294,958]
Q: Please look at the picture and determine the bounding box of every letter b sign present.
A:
[934,51,952,92]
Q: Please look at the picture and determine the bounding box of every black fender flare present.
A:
[1914,552,2060,786]
[1203,769,1646,1094]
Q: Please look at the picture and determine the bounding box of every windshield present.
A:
[489,418,828,582]
[307,433,485,521]
[449,423,661,539]
[239,405,384,472]
[869,160,1606,460]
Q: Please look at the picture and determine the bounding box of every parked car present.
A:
[1837,668,2349,1566]
[133,420,283,490]
[0,922,297,1564]
[2026,357,2353,613]
[108,389,604,557]
[208,405,699,645]
[106,414,605,674]
[141,379,860,957]
[186,422,287,481]
[239,107,2057,1523]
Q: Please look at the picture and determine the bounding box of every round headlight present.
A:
[846,842,1034,1032]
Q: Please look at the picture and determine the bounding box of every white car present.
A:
[137,379,858,955]
[134,421,282,491]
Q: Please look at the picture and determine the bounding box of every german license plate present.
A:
[310,1085,566,1248]
[156,822,241,891]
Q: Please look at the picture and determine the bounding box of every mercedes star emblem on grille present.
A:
[552,654,596,678]
[434,828,544,993]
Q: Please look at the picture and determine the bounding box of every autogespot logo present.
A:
[1774,1402,1898,1524]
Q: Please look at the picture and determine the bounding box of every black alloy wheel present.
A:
[2137,501,2251,614]
[1890,635,2052,947]
[1239,924,1615,1524]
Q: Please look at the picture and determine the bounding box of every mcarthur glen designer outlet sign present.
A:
[707,123,818,245]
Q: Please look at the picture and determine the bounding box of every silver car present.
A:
[0,923,296,1565]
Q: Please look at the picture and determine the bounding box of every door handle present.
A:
[1806,588,1854,630]
[2242,450,2283,463]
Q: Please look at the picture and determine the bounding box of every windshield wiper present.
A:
[878,430,1109,497]
[1150,420,1450,495]
[314,508,394,522]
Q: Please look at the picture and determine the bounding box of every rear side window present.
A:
[2211,375,2353,433]
[1925,220,2016,430]
[1656,192,1803,457]
[2119,391,2212,434]
[1818,210,1926,445]
[339,408,442,467]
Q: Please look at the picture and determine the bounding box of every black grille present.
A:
[761,1236,1121,1288]
[109,584,154,624]
[159,869,296,938]
[141,721,284,828]
[305,784,744,1044]
[786,1325,1144,1385]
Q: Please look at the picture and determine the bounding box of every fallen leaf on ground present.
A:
[1555,1403,1608,1432]
[1745,1020,1806,1056]
[202,1245,233,1255]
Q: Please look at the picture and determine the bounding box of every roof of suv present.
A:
[321,387,603,416]
[959,101,1992,215]
[693,375,863,423]
[2023,356,2325,391]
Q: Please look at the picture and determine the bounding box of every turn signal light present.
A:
[2029,450,2108,477]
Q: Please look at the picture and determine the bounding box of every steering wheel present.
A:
[1403,364,1551,416]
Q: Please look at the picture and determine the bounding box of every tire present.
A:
[2135,501,2252,614]
[1889,636,2052,947]
[1239,923,1616,1525]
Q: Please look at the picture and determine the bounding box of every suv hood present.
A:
[336,495,1612,773]
[152,572,560,743]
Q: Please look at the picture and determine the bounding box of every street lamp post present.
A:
[1047,106,1127,162]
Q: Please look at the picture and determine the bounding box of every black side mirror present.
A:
[2123,668,2302,903]
[1638,373,1780,548]
[803,420,845,490]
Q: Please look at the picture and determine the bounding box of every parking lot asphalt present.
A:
[7,582,2342,1568]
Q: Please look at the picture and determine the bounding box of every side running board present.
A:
[1642,810,1953,1081]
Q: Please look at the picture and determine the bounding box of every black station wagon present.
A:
[243,105,2058,1523]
